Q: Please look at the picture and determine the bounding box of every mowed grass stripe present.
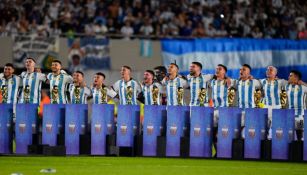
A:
[0,157,306,175]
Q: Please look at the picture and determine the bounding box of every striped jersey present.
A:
[187,74,213,106]
[112,79,141,105]
[47,73,73,104]
[91,86,117,104]
[141,82,163,105]
[20,72,47,104]
[209,78,236,107]
[237,79,261,108]
[286,84,307,115]
[161,76,188,106]
[68,84,91,104]
[0,75,22,104]
[260,79,287,108]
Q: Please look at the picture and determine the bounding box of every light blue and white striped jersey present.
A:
[260,79,287,108]
[141,82,163,105]
[68,84,91,104]
[112,79,141,105]
[209,78,236,107]
[20,72,46,104]
[162,76,188,106]
[237,79,261,108]
[91,86,117,104]
[47,73,73,104]
[0,75,22,104]
[286,84,307,116]
[187,74,213,106]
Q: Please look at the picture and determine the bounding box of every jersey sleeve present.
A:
[38,73,47,82]
[84,86,92,96]
[254,79,261,89]
[112,80,120,92]
[230,79,237,88]
[280,79,288,87]
[180,77,188,88]
[161,77,167,86]
[64,74,73,84]
[107,88,118,98]
[203,74,214,82]
[155,83,163,94]
[134,80,142,94]
[46,73,52,80]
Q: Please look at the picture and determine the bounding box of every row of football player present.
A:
[0,58,306,117]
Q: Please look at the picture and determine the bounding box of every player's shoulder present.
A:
[20,71,27,77]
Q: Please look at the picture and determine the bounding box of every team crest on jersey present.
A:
[169,81,177,87]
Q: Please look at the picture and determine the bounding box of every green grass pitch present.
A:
[0,156,306,175]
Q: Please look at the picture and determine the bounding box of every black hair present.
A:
[95,72,106,79]
[145,70,155,77]
[52,59,62,65]
[218,64,227,72]
[4,63,14,69]
[192,62,203,69]
[242,64,252,71]
[74,71,84,77]
[290,70,302,80]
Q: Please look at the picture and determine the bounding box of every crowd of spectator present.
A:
[0,0,306,39]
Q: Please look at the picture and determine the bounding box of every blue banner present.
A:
[189,107,214,157]
[244,108,268,159]
[116,105,140,147]
[0,104,13,154]
[161,39,307,82]
[91,104,114,155]
[42,104,65,146]
[272,109,295,160]
[217,107,242,158]
[15,104,38,154]
[143,105,166,156]
[65,104,88,155]
[166,106,189,157]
